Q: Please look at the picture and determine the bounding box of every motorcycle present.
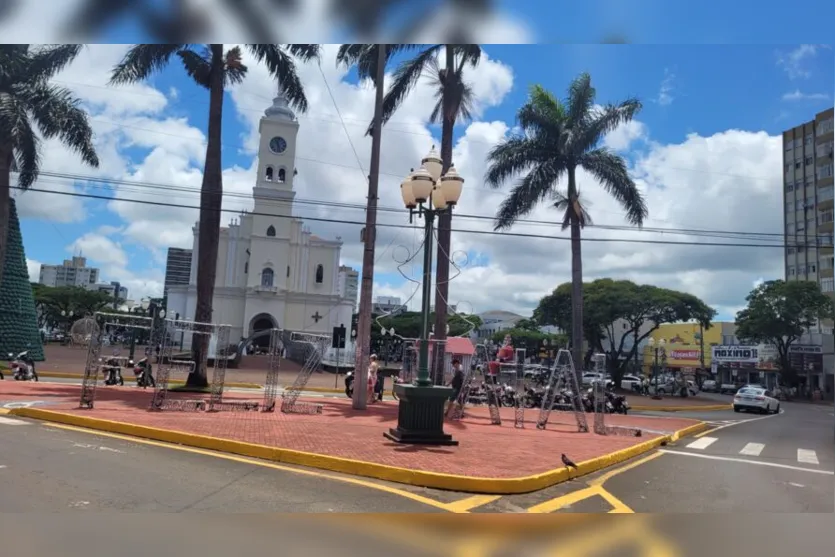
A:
[131,357,155,388]
[101,357,125,386]
[606,391,630,414]
[8,350,38,381]
[344,371,384,402]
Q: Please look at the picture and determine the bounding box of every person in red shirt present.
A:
[487,359,500,385]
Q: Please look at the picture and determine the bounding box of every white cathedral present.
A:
[166,92,355,344]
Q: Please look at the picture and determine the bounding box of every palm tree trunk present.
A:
[352,45,386,410]
[0,146,12,293]
[187,49,225,389]
[568,168,584,380]
[431,44,456,385]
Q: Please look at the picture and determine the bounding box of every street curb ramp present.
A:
[36,371,263,390]
[10,407,709,495]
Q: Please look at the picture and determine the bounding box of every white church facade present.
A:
[166,92,355,345]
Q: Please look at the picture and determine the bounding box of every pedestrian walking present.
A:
[445,359,465,415]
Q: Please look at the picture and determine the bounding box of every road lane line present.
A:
[0,416,29,425]
[589,452,664,487]
[693,410,783,438]
[739,443,765,456]
[686,437,718,450]
[658,449,834,475]
[444,495,502,513]
[797,449,819,465]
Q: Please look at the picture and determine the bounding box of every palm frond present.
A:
[493,161,564,230]
[454,44,482,71]
[223,46,248,87]
[23,82,99,168]
[484,136,555,189]
[574,98,642,153]
[579,148,647,227]
[517,85,566,140]
[338,44,416,93]
[565,72,596,129]
[0,45,29,82]
[427,63,475,125]
[26,44,83,82]
[11,111,41,190]
[246,44,310,113]
[177,49,212,89]
[110,44,184,85]
[554,191,593,231]
[285,44,322,62]
[378,45,442,127]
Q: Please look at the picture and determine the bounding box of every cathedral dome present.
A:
[264,91,296,122]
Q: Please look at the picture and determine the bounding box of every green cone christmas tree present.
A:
[0,198,45,361]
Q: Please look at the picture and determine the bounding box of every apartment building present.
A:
[164,248,192,297]
[336,265,359,311]
[38,256,99,288]
[783,107,835,331]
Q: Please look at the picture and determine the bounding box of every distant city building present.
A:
[337,265,359,311]
[374,296,407,316]
[164,247,192,297]
[38,256,99,288]
[473,309,526,341]
[92,281,129,302]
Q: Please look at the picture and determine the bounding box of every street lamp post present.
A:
[384,150,464,446]
[648,337,666,400]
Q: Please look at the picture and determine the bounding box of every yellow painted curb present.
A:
[631,404,731,412]
[293,386,344,394]
[35,371,262,390]
[10,407,709,495]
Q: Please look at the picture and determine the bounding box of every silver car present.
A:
[733,387,780,414]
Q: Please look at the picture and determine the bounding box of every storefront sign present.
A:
[712,345,759,364]
[670,350,700,360]
[789,344,823,354]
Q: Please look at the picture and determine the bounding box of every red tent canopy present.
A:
[415,337,476,357]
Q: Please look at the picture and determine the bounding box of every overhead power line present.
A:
[14,184,821,250]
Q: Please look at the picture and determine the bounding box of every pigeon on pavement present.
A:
[561,453,578,470]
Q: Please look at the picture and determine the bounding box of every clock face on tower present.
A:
[269,136,287,154]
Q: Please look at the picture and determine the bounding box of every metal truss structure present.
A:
[261,328,283,412]
[280,330,329,414]
[79,312,157,409]
[513,348,527,429]
[536,349,589,433]
[593,378,607,435]
[149,319,231,412]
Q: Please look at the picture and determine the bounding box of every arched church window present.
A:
[261,268,274,287]
[315,264,324,284]
[265,166,274,181]
[278,168,286,183]
[266,225,276,237]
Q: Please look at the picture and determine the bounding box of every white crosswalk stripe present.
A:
[797,449,820,465]
[686,437,718,450]
[739,443,765,456]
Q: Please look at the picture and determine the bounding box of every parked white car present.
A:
[733,387,780,414]
[701,379,717,392]
[581,372,610,387]
[619,374,644,391]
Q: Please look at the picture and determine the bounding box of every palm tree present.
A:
[111,44,320,387]
[374,43,482,384]
[0,44,99,293]
[485,74,648,376]
[335,44,406,409]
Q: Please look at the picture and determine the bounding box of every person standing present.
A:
[445,358,465,415]
[367,354,380,404]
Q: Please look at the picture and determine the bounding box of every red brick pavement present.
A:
[0,382,699,479]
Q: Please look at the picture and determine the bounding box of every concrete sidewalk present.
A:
[1,381,705,494]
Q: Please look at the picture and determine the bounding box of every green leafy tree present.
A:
[32,284,115,330]
[372,311,483,344]
[485,75,648,377]
[0,44,99,292]
[735,280,834,385]
[536,279,715,385]
[110,43,320,387]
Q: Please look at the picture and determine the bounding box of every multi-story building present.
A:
[164,247,192,298]
[783,107,835,333]
[336,265,359,311]
[373,296,407,316]
[92,281,129,302]
[38,256,99,288]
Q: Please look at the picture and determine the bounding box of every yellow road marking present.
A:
[539,515,682,556]
[0,408,9,415]
[692,426,721,438]
[42,422,456,513]
[597,487,634,513]
[444,494,502,513]
[589,451,664,487]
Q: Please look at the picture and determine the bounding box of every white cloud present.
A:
[26,259,41,282]
[655,69,675,106]
[781,90,830,102]
[17,45,791,322]
[776,44,828,80]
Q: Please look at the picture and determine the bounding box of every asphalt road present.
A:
[0,415,443,514]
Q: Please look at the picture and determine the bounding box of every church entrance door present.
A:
[248,313,278,351]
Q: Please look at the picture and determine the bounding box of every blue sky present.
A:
[17,42,835,319]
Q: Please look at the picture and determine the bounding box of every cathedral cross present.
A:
[311,311,323,323]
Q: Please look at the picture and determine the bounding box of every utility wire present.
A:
[14,184,824,250]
